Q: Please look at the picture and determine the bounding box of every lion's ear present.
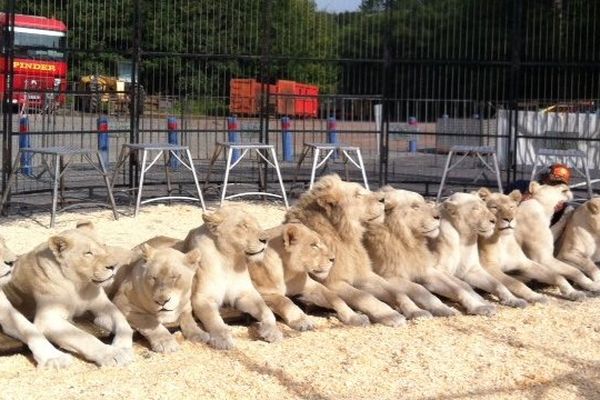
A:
[184,248,203,268]
[529,181,541,194]
[379,185,395,193]
[587,200,600,215]
[315,192,337,214]
[283,224,300,248]
[138,243,155,261]
[202,211,224,232]
[48,235,72,256]
[508,190,522,203]
[442,201,458,216]
[476,187,492,201]
[76,220,95,232]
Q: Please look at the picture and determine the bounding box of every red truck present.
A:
[0,13,68,111]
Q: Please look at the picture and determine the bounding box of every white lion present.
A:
[515,182,600,298]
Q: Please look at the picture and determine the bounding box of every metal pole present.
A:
[379,0,393,186]
[258,0,273,192]
[508,0,523,186]
[2,2,16,202]
[130,0,142,191]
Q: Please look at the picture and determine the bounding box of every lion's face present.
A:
[282,224,335,281]
[48,224,117,287]
[203,206,269,262]
[477,188,521,236]
[443,193,497,238]
[386,198,441,239]
[137,245,199,314]
[315,176,385,225]
[0,236,16,287]
[529,181,573,211]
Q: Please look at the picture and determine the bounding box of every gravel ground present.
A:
[0,202,599,400]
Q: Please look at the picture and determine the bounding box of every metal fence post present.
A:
[167,116,179,169]
[281,116,293,162]
[97,116,109,167]
[227,116,241,162]
[19,115,31,176]
[2,3,16,200]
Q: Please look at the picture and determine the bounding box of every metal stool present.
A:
[204,142,288,207]
[436,145,502,202]
[0,146,118,228]
[531,148,594,199]
[111,143,206,217]
[293,142,369,190]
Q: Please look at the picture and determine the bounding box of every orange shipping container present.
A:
[275,80,318,118]
[229,79,276,115]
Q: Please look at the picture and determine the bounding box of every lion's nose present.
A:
[378,197,385,203]
[503,218,513,223]
[106,264,116,271]
[156,298,170,306]
[329,257,335,264]
[489,218,497,224]
[5,260,14,267]
[259,238,267,244]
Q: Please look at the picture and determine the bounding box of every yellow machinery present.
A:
[75,74,144,114]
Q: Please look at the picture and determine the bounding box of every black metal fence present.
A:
[2,0,600,203]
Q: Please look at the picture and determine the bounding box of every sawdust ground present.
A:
[1,202,599,400]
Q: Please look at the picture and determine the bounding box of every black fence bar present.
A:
[0,0,598,202]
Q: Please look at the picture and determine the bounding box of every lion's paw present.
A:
[565,290,587,301]
[37,352,73,369]
[343,313,370,327]
[186,331,210,344]
[529,294,548,304]
[378,312,406,327]
[207,330,234,350]
[288,316,315,332]
[96,346,133,367]
[151,337,179,354]
[257,322,283,343]
[431,306,459,317]
[502,297,528,309]
[469,304,497,317]
[406,309,433,320]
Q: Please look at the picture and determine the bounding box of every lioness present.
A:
[285,174,408,326]
[0,236,73,368]
[182,206,283,349]
[249,223,369,329]
[365,188,494,316]
[110,244,208,353]
[476,188,550,303]
[515,182,600,297]
[434,193,528,309]
[557,197,600,282]
[4,222,134,367]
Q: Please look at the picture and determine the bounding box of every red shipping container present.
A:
[276,80,319,118]
[229,79,276,115]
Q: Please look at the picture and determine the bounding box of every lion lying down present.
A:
[249,223,369,329]
[109,244,209,353]
[3,222,134,367]
[285,174,411,325]
[434,193,528,309]
[515,182,600,298]
[181,206,283,349]
[364,188,496,316]
[0,236,72,368]
[557,197,600,283]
